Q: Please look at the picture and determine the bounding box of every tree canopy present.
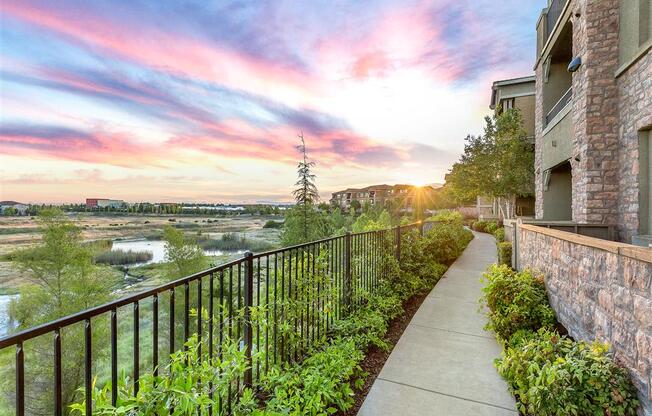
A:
[445,108,534,215]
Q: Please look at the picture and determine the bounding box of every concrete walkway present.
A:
[358,232,517,415]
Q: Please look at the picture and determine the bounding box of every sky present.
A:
[0,0,541,204]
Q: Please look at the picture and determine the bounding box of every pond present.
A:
[111,239,244,265]
[0,294,19,337]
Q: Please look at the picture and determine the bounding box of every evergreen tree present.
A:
[291,132,319,241]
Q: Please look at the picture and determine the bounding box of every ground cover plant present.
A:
[481,265,640,415]
[480,265,556,342]
[497,241,512,267]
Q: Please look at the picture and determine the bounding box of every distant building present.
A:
[330,184,436,212]
[86,198,126,209]
[0,201,28,215]
[490,76,536,141]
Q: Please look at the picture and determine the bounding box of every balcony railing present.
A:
[546,0,568,44]
[545,87,572,126]
[0,221,431,415]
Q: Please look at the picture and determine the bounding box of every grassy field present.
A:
[0,213,283,291]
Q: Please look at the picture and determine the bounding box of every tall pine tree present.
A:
[282,132,330,245]
[292,132,320,240]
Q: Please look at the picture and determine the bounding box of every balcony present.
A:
[537,0,570,57]
[541,99,572,172]
[545,87,572,127]
[546,0,567,43]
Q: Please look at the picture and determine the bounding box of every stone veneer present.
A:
[517,223,652,414]
[617,49,652,241]
[535,0,652,242]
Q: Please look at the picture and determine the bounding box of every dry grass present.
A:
[0,214,282,289]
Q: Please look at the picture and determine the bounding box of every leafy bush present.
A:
[497,241,512,267]
[263,220,284,229]
[72,332,256,415]
[421,223,473,265]
[480,265,556,342]
[493,227,505,242]
[332,292,402,351]
[262,339,365,415]
[484,221,499,234]
[497,329,640,416]
[428,209,463,225]
[472,220,487,232]
[472,220,499,234]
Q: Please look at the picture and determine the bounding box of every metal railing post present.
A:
[395,225,402,262]
[419,221,424,236]
[344,232,352,313]
[243,251,254,387]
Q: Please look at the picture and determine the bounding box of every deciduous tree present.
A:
[445,108,534,218]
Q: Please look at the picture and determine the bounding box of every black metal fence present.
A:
[0,222,426,415]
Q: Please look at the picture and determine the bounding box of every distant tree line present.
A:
[2,203,286,216]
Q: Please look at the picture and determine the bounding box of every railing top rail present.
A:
[546,0,568,41]
[0,257,245,348]
[250,234,344,260]
[0,220,428,348]
[545,87,572,125]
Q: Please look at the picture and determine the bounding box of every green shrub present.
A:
[263,339,365,415]
[72,333,256,415]
[497,241,512,267]
[420,223,473,265]
[493,227,505,242]
[480,265,556,342]
[472,220,487,232]
[497,329,640,416]
[472,220,499,234]
[484,221,499,234]
[263,220,284,229]
[428,209,463,225]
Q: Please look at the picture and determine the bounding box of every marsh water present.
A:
[0,294,18,337]
[112,239,244,265]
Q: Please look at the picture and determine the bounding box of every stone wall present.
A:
[617,49,652,241]
[516,223,652,414]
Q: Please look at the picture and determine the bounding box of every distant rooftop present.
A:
[491,75,536,87]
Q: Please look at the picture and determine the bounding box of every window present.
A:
[619,0,652,65]
[502,98,515,110]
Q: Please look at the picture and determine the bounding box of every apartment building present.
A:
[479,76,537,220]
[330,184,436,212]
[534,0,651,244]
[490,76,537,140]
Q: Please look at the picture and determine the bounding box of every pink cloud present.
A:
[0,1,322,105]
[0,125,164,168]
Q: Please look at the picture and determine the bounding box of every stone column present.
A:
[570,0,620,224]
